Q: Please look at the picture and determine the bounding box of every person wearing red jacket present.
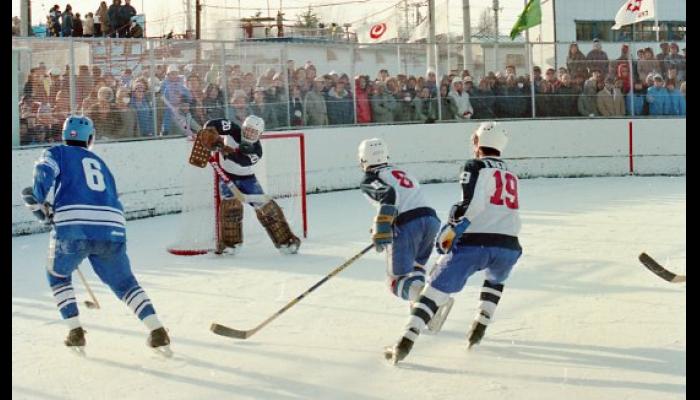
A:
[355,75,373,124]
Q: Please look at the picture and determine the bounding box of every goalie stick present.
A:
[211,243,374,339]
[639,252,686,283]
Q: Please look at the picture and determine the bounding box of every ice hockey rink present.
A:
[12,176,685,400]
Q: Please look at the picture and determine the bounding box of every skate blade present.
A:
[67,346,86,357]
[427,297,455,333]
[152,345,174,358]
[278,244,299,255]
[383,346,398,365]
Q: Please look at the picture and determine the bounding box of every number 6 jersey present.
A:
[32,145,126,242]
[453,157,521,250]
[360,165,437,223]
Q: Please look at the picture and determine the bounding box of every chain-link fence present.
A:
[13,37,686,147]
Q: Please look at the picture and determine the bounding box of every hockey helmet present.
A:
[62,115,95,144]
[358,138,389,171]
[242,115,265,143]
[473,121,508,154]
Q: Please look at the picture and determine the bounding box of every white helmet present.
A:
[473,121,508,153]
[358,138,389,170]
[242,115,265,143]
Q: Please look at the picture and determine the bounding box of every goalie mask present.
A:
[472,121,508,154]
[242,115,265,144]
[358,138,389,171]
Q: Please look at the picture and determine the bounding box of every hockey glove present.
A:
[21,187,54,225]
[198,127,223,151]
[372,204,397,253]
[436,218,470,255]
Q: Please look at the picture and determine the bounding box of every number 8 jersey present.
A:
[360,165,433,216]
[453,157,521,249]
[33,146,126,242]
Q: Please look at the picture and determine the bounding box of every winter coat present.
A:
[439,96,455,120]
[577,80,599,116]
[665,88,685,116]
[369,91,396,123]
[355,79,373,123]
[666,54,686,81]
[61,12,73,37]
[84,16,94,35]
[289,96,304,126]
[112,105,138,139]
[567,52,588,78]
[249,102,280,129]
[107,4,120,30]
[646,86,670,116]
[448,81,473,120]
[470,89,496,119]
[130,97,154,136]
[496,85,529,118]
[586,49,609,76]
[87,103,120,139]
[160,78,192,135]
[119,4,137,28]
[554,85,580,117]
[325,88,354,125]
[625,91,645,116]
[264,90,287,128]
[303,90,329,126]
[596,87,625,116]
[412,96,437,122]
[96,6,109,34]
[202,97,226,121]
[72,18,83,36]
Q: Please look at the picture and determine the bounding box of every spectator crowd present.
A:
[43,0,142,38]
[17,39,686,146]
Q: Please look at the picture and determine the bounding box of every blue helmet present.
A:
[62,115,95,143]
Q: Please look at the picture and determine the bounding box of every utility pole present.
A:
[20,0,29,36]
[195,0,201,39]
[186,0,193,37]
[428,0,436,66]
[462,0,471,72]
[493,0,499,42]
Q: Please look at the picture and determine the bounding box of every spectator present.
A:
[553,73,579,117]
[586,39,609,79]
[304,64,317,89]
[107,0,121,37]
[578,79,599,117]
[437,84,455,120]
[679,81,686,115]
[626,80,646,116]
[471,77,497,119]
[532,66,543,88]
[289,85,304,126]
[186,74,206,127]
[596,77,625,117]
[616,63,632,94]
[226,76,242,102]
[385,77,401,98]
[205,64,221,86]
[609,44,630,78]
[84,13,94,36]
[394,89,415,122]
[665,80,684,116]
[72,13,83,36]
[95,1,109,36]
[249,86,279,128]
[377,69,389,82]
[35,101,62,143]
[61,5,74,37]
[47,67,64,104]
[112,88,138,139]
[87,86,119,139]
[202,83,226,121]
[130,18,143,38]
[369,81,397,123]
[75,65,92,105]
[638,48,660,81]
[53,90,72,122]
[412,86,437,122]
[567,42,588,79]
[425,68,438,97]
[12,16,20,36]
[448,77,473,120]
[666,43,685,82]
[405,76,418,99]
[666,65,679,85]
[120,0,137,37]
[227,89,251,127]
[121,68,134,88]
[49,5,62,37]
[303,76,329,126]
[161,64,192,135]
[130,79,155,136]
[656,43,670,77]
[646,74,669,116]
[266,73,287,127]
[355,75,372,124]
[325,76,354,125]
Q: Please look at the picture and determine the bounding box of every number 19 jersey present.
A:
[455,157,520,246]
[33,145,126,242]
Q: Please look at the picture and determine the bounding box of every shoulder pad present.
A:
[463,159,485,173]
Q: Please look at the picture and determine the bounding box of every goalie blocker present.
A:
[192,117,301,254]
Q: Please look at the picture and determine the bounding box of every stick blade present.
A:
[210,323,251,339]
[639,252,685,283]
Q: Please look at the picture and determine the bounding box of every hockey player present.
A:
[358,138,453,332]
[198,115,301,254]
[22,115,171,355]
[384,121,522,365]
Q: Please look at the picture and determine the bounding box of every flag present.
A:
[408,0,451,43]
[611,0,655,30]
[355,11,401,43]
[509,0,541,40]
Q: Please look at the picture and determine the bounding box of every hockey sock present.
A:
[122,285,163,331]
[47,272,81,328]
[403,285,450,341]
[391,266,426,301]
[475,280,504,326]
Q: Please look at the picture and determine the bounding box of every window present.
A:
[575,20,686,42]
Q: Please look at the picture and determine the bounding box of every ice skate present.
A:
[467,321,487,349]
[383,337,414,365]
[427,297,454,333]
[148,327,173,358]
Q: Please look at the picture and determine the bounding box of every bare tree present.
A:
[475,8,496,37]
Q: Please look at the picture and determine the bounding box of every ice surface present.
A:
[12,177,686,400]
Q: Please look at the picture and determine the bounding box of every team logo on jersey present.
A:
[222,120,231,131]
[459,171,471,183]
[70,130,77,137]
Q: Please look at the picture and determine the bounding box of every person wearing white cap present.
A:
[384,121,522,365]
[448,76,473,120]
[160,64,192,135]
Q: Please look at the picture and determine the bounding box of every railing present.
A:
[12,37,686,148]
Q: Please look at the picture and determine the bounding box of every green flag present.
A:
[510,0,541,40]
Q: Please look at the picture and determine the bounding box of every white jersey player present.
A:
[358,138,441,305]
[385,121,523,365]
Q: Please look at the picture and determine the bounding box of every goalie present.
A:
[197,116,301,255]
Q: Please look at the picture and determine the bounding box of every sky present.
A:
[12,0,526,38]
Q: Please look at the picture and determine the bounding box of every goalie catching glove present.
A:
[22,187,53,225]
[436,204,471,255]
[372,204,397,252]
[198,127,224,151]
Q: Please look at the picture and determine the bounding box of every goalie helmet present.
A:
[242,115,265,143]
[358,138,389,171]
[62,115,95,145]
[472,121,508,153]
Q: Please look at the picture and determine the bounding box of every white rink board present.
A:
[12,119,685,235]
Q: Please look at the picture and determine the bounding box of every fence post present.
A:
[69,38,77,114]
[351,43,357,125]
[221,42,230,120]
[148,38,158,136]
[435,41,442,121]
[282,44,291,128]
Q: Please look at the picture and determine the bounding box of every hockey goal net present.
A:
[167,132,307,255]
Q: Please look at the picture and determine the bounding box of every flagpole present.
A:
[653,0,659,42]
[525,0,535,118]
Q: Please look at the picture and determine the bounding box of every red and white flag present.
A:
[356,12,401,43]
[612,0,656,30]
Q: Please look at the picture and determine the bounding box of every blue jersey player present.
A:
[22,115,171,355]
[358,138,453,332]
[385,122,522,365]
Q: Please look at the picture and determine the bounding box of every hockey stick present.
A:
[211,243,375,339]
[639,252,686,283]
[76,268,100,309]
